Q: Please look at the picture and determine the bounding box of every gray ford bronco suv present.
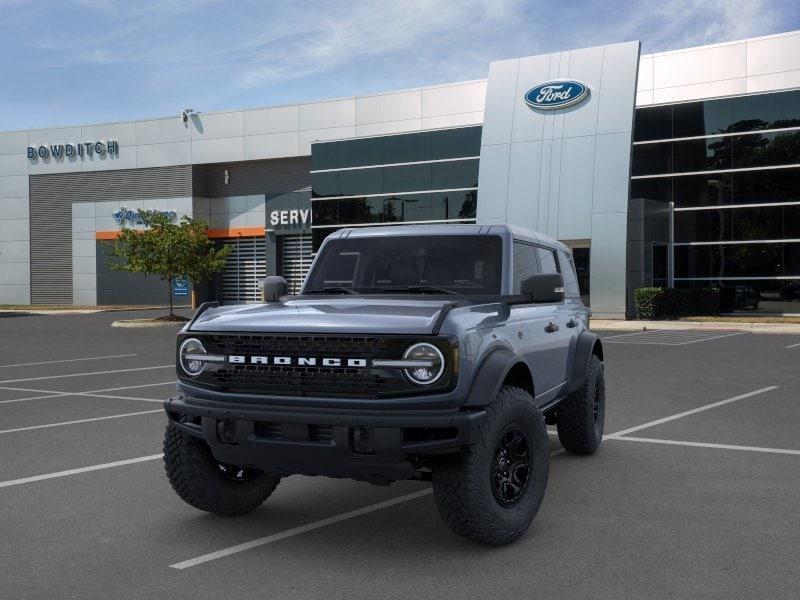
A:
[164,224,605,545]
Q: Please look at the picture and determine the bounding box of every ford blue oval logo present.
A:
[524,80,589,110]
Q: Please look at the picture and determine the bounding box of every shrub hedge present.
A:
[633,286,720,320]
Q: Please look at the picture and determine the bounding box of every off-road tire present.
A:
[431,385,549,545]
[556,354,605,454]
[163,422,280,516]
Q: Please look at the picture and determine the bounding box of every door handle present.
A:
[545,322,559,333]
[567,319,578,328]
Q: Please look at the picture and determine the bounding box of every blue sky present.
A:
[1,0,799,131]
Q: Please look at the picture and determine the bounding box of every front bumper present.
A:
[164,394,486,484]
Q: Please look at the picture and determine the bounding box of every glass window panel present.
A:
[732,130,800,169]
[558,250,580,297]
[631,142,671,176]
[312,228,334,252]
[634,106,672,142]
[675,243,791,278]
[430,191,478,220]
[672,173,732,208]
[338,168,383,196]
[311,142,338,170]
[388,193,431,222]
[673,98,732,137]
[536,247,560,274]
[512,242,540,293]
[731,90,800,132]
[311,199,338,226]
[382,132,431,164]
[382,163,431,193]
[338,198,381,224]
[431,159,479,189]
[311,172,339,197]
[733,167,800,204]
[630,177,672,203]
[338,138,383,168]
[672,137,732,173]
[674,209,730,243]
[431,126,482,160]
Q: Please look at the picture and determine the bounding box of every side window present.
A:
[536,247,560,274]
[512,241,539,293]
[558,250,580,298]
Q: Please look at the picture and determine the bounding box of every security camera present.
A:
[180,108,195,123]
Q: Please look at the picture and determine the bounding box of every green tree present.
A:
[106,210,230,317]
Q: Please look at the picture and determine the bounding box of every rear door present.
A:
[534,245,571,397]
[510,241,564,403]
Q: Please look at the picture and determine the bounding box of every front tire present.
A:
[556,354,605,454]
[163,422,280,516]
[431,386,549,545]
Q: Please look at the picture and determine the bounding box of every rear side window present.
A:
[536,247,560,274]
[512,241,540,293]
[558,250,580,298]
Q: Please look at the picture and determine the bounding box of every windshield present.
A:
[303,235,503,295]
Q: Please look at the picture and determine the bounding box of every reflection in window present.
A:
[512,242,539,293]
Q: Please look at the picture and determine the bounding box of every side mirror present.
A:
[521,273,565,304]
[260,276,289,302]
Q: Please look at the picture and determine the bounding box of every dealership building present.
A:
[1,29,799,317]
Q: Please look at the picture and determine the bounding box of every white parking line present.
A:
[607,386,778,438]
[170,446,568,569]
[0,381,175,405]
[170,488,434,569]
[0,454,162,489]
[609,436,800,456]
[0,353,138,369]
[0,365,173,384]
[603,330,745,346]
[786,341,800,349]
[0,409,162,434]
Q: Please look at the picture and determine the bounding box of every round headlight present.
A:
[403,343,445,385]
[179,337,207,377]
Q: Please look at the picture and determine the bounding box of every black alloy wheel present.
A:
[490,425,531,507]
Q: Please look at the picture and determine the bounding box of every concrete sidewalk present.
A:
[591,319,800,335]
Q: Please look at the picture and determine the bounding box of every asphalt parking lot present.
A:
[1,310,799,600]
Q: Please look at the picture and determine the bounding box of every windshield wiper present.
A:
[380,285,460,295]
[304,286,359,295]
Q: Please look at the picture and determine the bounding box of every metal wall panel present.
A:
[206,157,311,197]
[29,165,192,304]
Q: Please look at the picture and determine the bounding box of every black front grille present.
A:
[184,333,453,398]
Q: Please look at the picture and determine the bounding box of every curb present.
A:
[591,319,800,335]
[111,320,188,328]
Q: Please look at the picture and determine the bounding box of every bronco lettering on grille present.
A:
[227,355,369,368]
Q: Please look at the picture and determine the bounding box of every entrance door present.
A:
[220,236,267,304]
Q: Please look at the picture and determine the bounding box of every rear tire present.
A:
[556,354,605,454]
[163,422,280,516]
[431,385,549,545]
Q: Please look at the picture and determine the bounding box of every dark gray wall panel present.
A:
[206,157,311,197]
[29,165,192,305]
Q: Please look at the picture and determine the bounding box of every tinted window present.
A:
[305,235,503,294]
[630,177,672,203]
[558,250,580,297]
[431,127,482,159]
[673,98,732,137]
[312,172,339,197]
[631,142,671,176]
[634,106,672,142]
[338,169,383,196]
[674,243,799,278]
[672,137,732,173]
[431,159,479,189]
[513,242,539,293]
[311,199,338,226]
[673,173,732,208]
[675,205,800,243]
[383,132,431,164]
[339,138,383,168]
[732,90,800,132]
[429,190,478,220]
[537,247,560,274]
[383,163,431,193]
[732,130,800,169]
[733,167,800,205]
[311,142,338,170]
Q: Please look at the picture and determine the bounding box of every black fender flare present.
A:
[463,347,528,407]
[567,331,603,394]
